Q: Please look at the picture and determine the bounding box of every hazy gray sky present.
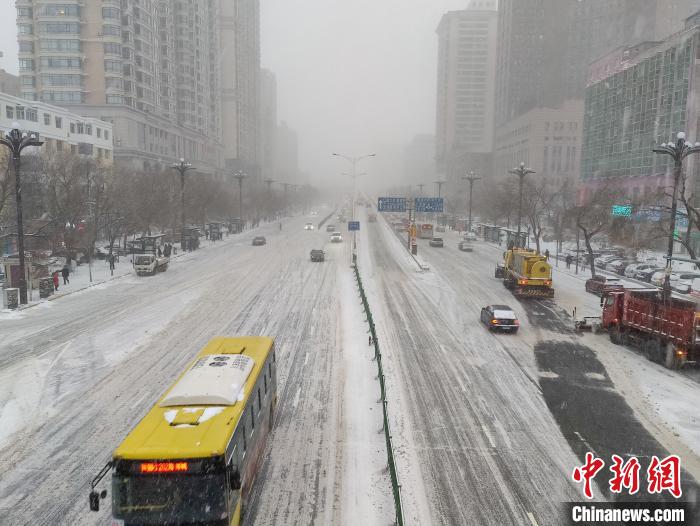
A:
[261,0,468,189]
[0,1,468,190]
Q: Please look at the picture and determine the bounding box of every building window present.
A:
[39,22,80,34]
[104,130,110,141]
[85,124,92,136]
[18,59,34,71]
[70,123,75,133]
[17,24,33,35]
[40,57,81,69]
[6,106,13,119]
[21,76,35,87]
[104,60,121,73]
[26,108,38,123]
[40,5,80,17]
[106,95,123,105]
[41,91,84,104]
[44,113,51,126]
[103,43,121,56]
[41,74,82,87]
[40,39,80,52]
[55,116,62,129]
[76,123,84,134]
[96,128,101,138]
[18,41,34,53]
[102,7,120,19]
[102,24,121,36]
[16,7,33,18]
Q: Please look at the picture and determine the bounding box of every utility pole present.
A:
[333,152,376,264]
[509,162,536,248]
[232,171,247,232]
[462,171,481,233]
[0,122,44,304]
[171,159,194,250]
[653,132,700,297]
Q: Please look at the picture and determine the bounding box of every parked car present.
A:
[310,249,325,262]
[326,224,336,232]
[304,222,314,230]
[585,275,624,296]
[660,271,700,289]
[650,271,668,287]
[608,259,637,275]
[635,267,664,282]
[463,232,478,242]
[480,305,519,333]
[429,237,444,247]
[435,225,446,232]
[624,263,654,278]
[594,254,619,269]
[458,241,473,252]
[252,236,266,246]
[330,232,343,243]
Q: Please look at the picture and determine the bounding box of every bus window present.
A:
[257,388,262,414]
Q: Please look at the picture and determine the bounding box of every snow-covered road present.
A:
[0,213,389,525]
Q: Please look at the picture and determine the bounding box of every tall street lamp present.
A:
[170,158,194,250]
[434,180,446,198]
[462,171,481,233]
[653,132,700,296]
[232,171,248,231]
[0,122,44,304]
[509,162,536,248]
[333,153,376,263]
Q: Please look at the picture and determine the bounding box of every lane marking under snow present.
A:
[527,511,540,526]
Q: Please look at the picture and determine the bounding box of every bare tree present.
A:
[523,176,558,254]
[574,184,618,277]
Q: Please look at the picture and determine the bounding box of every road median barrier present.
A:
[352,263,405,526]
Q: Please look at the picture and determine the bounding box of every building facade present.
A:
[259,68,277,180]
[14,0,261,177]
[219,0,261,176]
[435,1,498,196]
[580,21,700,205]
[494,99,583,187]
[0,68,19,97]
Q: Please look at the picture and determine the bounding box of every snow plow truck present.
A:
[495,248,554,299]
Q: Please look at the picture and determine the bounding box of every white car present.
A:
[463,232,478,242]
[304,223,314,230]
[330,232,343,243]
[624,263,653,278]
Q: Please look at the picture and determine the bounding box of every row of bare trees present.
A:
[0,150,310,264]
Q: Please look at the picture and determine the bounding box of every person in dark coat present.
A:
[52,271,59,291]
[566,254,572,269]
[61,266,70,284]
[544,249,550,260]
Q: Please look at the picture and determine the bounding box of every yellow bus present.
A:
[89,336,277,526]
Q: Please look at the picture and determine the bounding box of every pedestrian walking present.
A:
[109,253,116,271]
[566,254,572,269]
[52,271,59,291]
[368,335,373,346]
[544,249,550,261]
[61,265,70,284]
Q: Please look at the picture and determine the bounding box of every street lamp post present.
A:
[333,153,376,263]
[170,159,194,250]
[509,162,536,248]
[232,171,247,232]
[462,171,481,233]
[652,132,700,296]
[0,122,44,304]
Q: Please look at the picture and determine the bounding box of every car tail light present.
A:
[518,279,527,285]
[544,280,552,286]
[491,319,498,324]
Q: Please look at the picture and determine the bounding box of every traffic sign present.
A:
[415,197,444,213]
[612,204,632,217]
[348,221,360,231]
[377,197,406,212]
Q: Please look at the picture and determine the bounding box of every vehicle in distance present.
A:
[429,237,444,247]
[330,232,343,243]
[304,222,314,230]
[310,249,325,262]
[625,263,654,278]
[594,254,619,269]
[252,236,266,246]
[417,223,434,239]
[133,253,169,276]
[608,258,637,275]
[463,231,478,242]
[458,240,473,252]
[326,224,336,232]
[480,305,519,333]
[435,224,446,232]
[602,290,699,368]
[89,336,277,526]
[635,267,663,282]
[585,275,624,296]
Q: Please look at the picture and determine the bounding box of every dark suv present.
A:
[252,236,266,246]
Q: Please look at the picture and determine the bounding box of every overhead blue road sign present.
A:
[377,197,406,212]
[348,221,360,231]
[415,197,444,213]
[612,204,632,217]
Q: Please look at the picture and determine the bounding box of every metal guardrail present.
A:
[353,263,405,526]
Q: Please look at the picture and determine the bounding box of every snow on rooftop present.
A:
[160,354,254,407]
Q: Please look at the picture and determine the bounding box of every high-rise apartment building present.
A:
[435,1,498,193]
[15,0,262,176]
[259,69,277,180]
[219,0,261,176]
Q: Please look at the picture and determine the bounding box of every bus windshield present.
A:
[113,473,227,524]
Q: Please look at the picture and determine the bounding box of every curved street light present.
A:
[652,132,700,296]
[509,162,536,248]
[0,122,44,304]
[462,171,481,233]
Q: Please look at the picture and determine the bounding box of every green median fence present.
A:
[353,265,405,526]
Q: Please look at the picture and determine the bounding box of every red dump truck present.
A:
[602,289,700,369]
